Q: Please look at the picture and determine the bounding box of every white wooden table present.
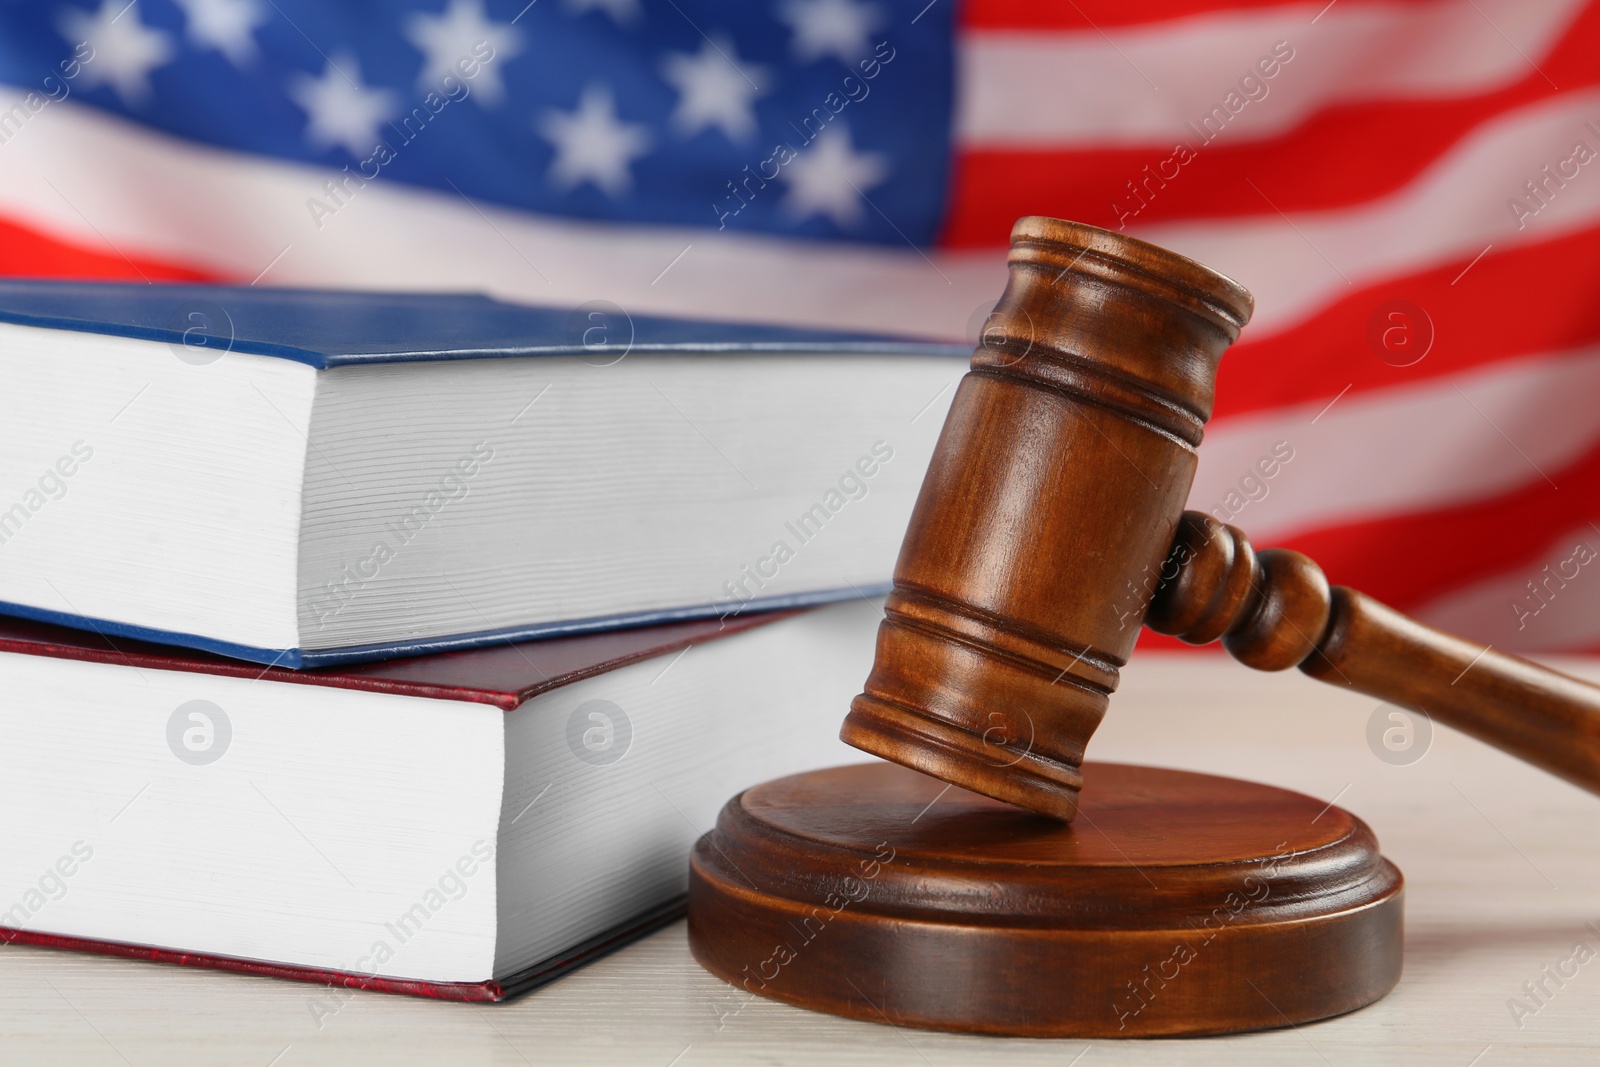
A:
[5,654,1600,1066]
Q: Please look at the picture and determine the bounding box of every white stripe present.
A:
[0,96,1007,340]
[1414,523,1600,653]
[1139,87,1600,338]
[1188,343,1600,544]
[0,87,1596,349]
[958,0,1582,147]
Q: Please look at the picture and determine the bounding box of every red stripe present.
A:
[1135,629,1224,653]
[942,5,1600,246]
[1275,435,1600,620]
[1137,633,1600,657]
[1209,224,1600,420]
[960,0,1437,31]
[1135,438,1600,654]
[0,216,217,282]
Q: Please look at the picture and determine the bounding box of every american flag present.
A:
[0,0,1595,653]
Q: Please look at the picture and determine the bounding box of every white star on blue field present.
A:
[0,0,954,244]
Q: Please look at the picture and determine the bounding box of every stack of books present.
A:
[0,282,968,999]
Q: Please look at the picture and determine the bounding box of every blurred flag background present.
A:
[0,0,1595,652]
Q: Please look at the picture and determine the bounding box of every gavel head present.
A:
[840,217,1254,820]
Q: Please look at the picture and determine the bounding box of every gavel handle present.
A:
[1147,511,1600,795]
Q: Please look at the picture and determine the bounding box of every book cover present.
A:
[0,281,962,668]
[0,280,968,367]
[0,608,825,1000]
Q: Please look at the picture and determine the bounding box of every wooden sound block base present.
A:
[688,761,1403,1038]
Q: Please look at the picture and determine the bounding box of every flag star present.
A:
[288,54,398,158]
[565,0,642,29]
[404,0,523,107]
[57,0,176,107]
[781,124,888,229]
[661,37,768,142]
[173,0,266,67]
[536,85,650,197]
[776,0,883,65]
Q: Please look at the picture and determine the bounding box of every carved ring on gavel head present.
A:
[842,216,1600,821]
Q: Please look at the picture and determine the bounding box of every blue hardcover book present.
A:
[0,281,967,667]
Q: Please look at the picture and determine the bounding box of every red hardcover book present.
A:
[0,602,875,1000]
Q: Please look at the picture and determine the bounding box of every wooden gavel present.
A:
[842,216,1600,821]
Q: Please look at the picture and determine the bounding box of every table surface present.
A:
[5,653,1600,1066]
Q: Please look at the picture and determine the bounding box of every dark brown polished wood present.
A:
[688,216,1594,1036]
[841,216,1255,820]
[688,761,1403,1038]
[841,215,1600,821]
[1149,511,1600,797]
[689,218,1421,1038]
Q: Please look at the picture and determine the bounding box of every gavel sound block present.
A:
[690,217,1600,1037]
